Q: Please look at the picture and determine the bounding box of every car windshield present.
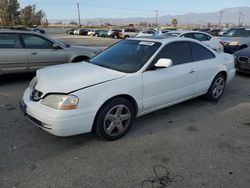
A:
[89,40,161,73]
[222,29,250,37]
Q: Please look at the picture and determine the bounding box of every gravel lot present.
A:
[0,35,250,188]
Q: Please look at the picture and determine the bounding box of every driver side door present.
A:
[21,34,67,71]
[142,41,198,112]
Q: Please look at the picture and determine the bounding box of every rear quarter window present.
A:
[191,42,215,61]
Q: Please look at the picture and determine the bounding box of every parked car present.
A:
[162,30,224,53]
[198,28,211,33]
[30,28,46,34]
[110,29,123,39]
[87,30,96,36]
[78,29,89,36]
[66,28,77,35]
[121,28,140,38]
[220,27,250,54]
[107,29,119,36]
[20,37,235,140]
[234,46,250,74]
[0,30,101,75]
[208,29,222,36]
[93,30,109,37]
[136,30,157,37]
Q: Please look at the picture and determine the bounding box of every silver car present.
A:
[0,30,101,75]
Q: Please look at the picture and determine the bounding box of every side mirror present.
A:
[52,43,61,49]
[155,58,173,68]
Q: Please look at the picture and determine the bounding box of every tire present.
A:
[94,98,135,141]
[124,35,129,39]
[205,73,226,101]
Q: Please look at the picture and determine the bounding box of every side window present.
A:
[154,42,192,66]
[191,42,215,61]
[21,34,53,49]
[0,33,22,48]
[182,33,194,39]
[193,33,210,41]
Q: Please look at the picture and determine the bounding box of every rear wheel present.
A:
[94,98,135,141]
[205,73,226,101]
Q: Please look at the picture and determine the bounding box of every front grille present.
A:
[30,89,43,101]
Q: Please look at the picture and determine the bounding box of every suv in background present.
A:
[220,27,250,53]
[0,30,101,75]
[121,28,140,39]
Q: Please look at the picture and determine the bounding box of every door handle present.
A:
[31,52,37,55]
[190,70,195,74]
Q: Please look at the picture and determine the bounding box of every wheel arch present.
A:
[92,94,138,131]
[71,55,90,63]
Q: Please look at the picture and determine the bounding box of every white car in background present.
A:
[21,37,235,141]
[163,30,224,53]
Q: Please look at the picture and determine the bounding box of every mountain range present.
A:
[50,7,250,26]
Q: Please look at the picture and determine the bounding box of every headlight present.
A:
[41,94,79,110]
[29,77,37,89]
[229,41,240,46]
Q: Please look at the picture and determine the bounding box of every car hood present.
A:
[234,47,250,56]
[220,37,249,44]
[35,62,126,94]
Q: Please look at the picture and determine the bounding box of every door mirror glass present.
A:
[155,58,173,68]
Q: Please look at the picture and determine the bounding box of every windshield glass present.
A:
[223,29,250,37]
[89,40,161,73]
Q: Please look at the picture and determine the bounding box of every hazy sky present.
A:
[19,0,250,20]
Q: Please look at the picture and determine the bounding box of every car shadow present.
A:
[0,73,35,86]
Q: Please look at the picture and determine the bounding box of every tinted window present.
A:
[90,40,161,73]
[191,42,215,61]
[154,42,192,66]
[223,29,250,37]
[21,34,53,49]
[0,33,22,48]
[193,33,211,41]
[182,33,194,39]
[125,29,136,32]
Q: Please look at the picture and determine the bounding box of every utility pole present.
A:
[241,13,244,26]
[238,12,242,26]
[77,3,81,27]
[218,11,223,28]
[155,10,158,29]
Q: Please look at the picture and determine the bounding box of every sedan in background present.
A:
[220,27,250,54]
[0,30,101,75]
[162,30,224,53]
[234,46,250,74]
[21,37,235,140]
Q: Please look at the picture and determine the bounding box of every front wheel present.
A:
[205,73,226,101]
[94,98,135,141]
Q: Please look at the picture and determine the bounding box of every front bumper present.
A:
[20,88,97,137]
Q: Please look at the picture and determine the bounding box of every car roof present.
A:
[128,36,204,45]
[167,30,211,35]
[0,29,41,35]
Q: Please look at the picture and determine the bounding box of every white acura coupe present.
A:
[20,37,236,140]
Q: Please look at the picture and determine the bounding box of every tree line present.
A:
[0,0,46,27]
